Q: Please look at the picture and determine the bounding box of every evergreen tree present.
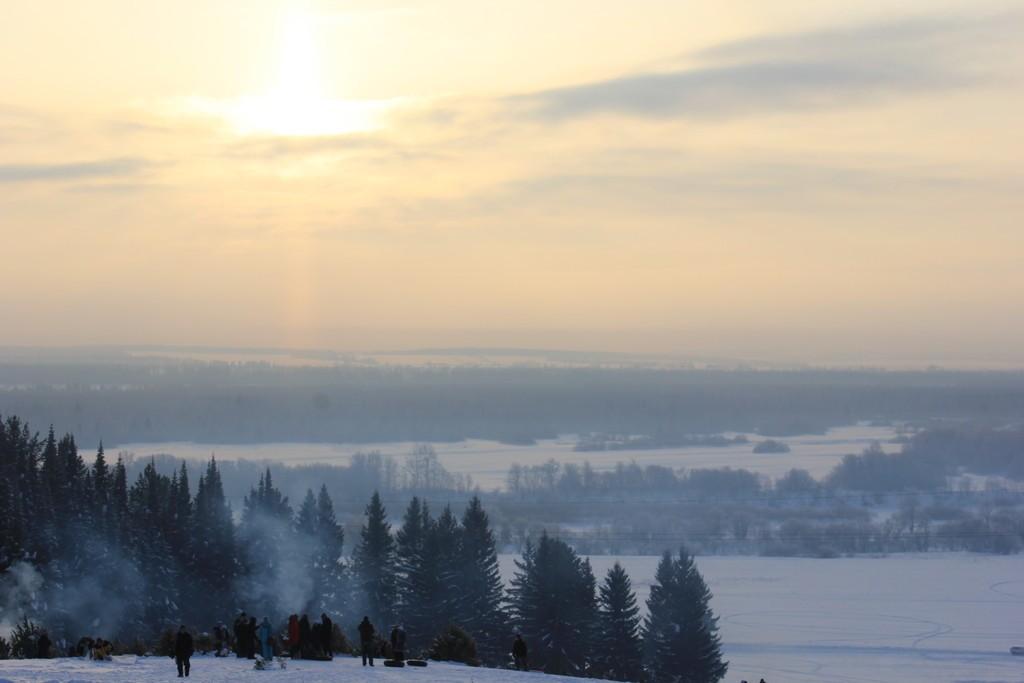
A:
[313,484,346,614]
[92,442,110,530]
[112,456,129,544]
[239,468,293,618]
[597,562,644,681]
[189,457,237,625]
[127,460,181,637]
[509,532,598,675]
[395,496,429,616]
[455,496,507,663]
[405,505,461,649]
[353,491,396,627]
[296,488,318,535]
[644,548,727,683]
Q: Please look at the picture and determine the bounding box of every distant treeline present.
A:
[2,361,1024,445]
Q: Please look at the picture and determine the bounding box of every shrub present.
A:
[0,636,10,660]
[330,623,352,655]
[195,632,213,654]
[427,624,479,666]
[9,617,42,659]
[157,629,176,657]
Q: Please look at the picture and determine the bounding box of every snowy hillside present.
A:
[0,656,601,683]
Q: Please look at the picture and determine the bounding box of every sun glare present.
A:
[223,10,383,137]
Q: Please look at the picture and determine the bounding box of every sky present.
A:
[1,0,1022,367]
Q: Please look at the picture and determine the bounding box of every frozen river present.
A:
[112,423,901,490]
[499,552,1024,683]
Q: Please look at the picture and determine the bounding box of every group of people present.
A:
[354,618,405,666]
[285,612,334,660]
[231,612,274,660]
[74,636,112,661]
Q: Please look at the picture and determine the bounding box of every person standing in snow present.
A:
[36,631,51,659]
[390,624,407,661]
[233,612,246,658]
[173,625,194,678]
[248,616,258,658]
[299,614,312,658]
[287,614,300,658]
[320,613,334,658]
[512,633,528,671]
[258,616,273,660]
[358,616,376,666]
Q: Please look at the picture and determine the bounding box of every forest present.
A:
[0,414,726,681]
[3,358,1024,446]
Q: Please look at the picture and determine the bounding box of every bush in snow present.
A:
[9,617,43,659]
[427,624,479,666]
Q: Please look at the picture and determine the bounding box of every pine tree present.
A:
[455,496,507,663]
[405,505,461,649]
[597,562,644,681]
[644,548,727,683]
[112,456,129,544]
[127,460,181,637]
[239,468,293,617]
[313,484,345,614]
[353,491,396,628]
[297,488,318,536]
[396,497,428,598]
[509,532,598,675]
[92,443,110,530]
[189,457,237,625]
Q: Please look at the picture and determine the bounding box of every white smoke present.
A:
[0,561,44,635]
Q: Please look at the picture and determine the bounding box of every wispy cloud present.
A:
[0,158,151,183]
[518,12,1021,120]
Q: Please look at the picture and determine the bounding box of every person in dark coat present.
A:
[299,614,312,658]
[287,614,300,658]
[358,616,376,666]
[248,616,258,659]
[233,612,247,658]
[512,633,528,671]
[320,613,334,658]
[390,624,406,661]
[174,625,194,678]
[36,631,51,659]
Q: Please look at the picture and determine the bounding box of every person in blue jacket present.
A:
[258,617,273,660]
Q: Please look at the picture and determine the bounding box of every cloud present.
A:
[0,157,151,183]
[518,12,1020,120]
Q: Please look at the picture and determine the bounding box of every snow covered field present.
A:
[112,424,900,490]
[498,553,1024,683]
[0,656,586,683]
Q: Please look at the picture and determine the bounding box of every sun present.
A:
[226,10,383,137]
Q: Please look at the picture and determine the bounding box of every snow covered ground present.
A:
[501,553,1024,683]
[0,656,586,683]
[113,423,901,490]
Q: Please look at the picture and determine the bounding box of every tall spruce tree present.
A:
[354,491,396,627]
[455,496,507,663]
[644,548,727,683]
[405,505,462,649]
[128,461,181,637]
[313,484,345,613]
[509,532,598,676]
[239,468,293,618]
[396,496,429,609]
[597,562,644,681]
[190,457,237,624]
